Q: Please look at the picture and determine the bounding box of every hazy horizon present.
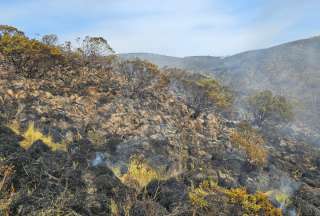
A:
[121,34,320,57]
[1,0,320,57]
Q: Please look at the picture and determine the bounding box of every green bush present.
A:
[196,78,233,110]
[181,76,233,118]
[248,90,294,126]
[0,26,64,78]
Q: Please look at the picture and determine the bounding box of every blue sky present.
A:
[1,0,320,56]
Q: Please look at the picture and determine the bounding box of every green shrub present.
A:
[196,78,233,110]
[176,76,233,118]
[0,25,64,78]
[248,90,294,126]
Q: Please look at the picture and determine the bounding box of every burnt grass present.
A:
[0,59,320,216]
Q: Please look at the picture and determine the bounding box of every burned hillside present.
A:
[0,26,319,216]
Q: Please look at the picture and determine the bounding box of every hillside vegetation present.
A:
[121,37,320,136]
[0,25,320,216]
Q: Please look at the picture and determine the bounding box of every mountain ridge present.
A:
[121,34,320,60]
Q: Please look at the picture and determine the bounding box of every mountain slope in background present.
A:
[120,53,222,72]
[121,36,320,133]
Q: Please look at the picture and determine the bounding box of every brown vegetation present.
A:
[230,121,268,166]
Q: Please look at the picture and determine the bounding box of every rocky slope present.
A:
[0,57,319,216]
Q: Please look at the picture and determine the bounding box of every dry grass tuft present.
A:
[230,122,268,166]
[0,164,15,216]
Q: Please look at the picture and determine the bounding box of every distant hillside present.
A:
[121,36,320,132]
[121,53,182,68]
[120,53,222,72]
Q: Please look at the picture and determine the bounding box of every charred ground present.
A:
[0,26,319,216]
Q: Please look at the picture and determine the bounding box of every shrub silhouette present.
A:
[41,34,58,46]
[76,36,115,65]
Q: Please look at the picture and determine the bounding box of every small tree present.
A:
[41,34,58,46]
[119,59,160,97]
[248,90,294,126]
[178,77,233,118]
[196,78,233,110]
[183,79,209,118]
[79,36,114,63]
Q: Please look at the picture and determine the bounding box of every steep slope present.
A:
[121,36,320,133]
[216,36,320,133]
[215,36,320,94]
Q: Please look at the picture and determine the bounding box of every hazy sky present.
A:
[1,0,320,56]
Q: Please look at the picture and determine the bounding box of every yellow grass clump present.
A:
[226,188,282,216]
[8,121,67,152]
[188,180,218,215]
[188,183,210,209]
[119,156,160,189]
[188,180,282,216]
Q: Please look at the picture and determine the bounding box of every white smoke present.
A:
[91,152,105,167]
